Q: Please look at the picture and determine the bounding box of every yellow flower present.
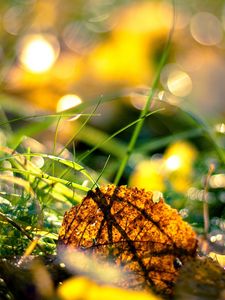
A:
[164,140,198,192]
[129,158,166,192]
[164,140,198,176]
[87,1,171,85]
[129,141,198,194]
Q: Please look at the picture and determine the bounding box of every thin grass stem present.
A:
[113,2,175,185]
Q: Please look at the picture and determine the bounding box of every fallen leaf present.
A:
[58,185,197,295]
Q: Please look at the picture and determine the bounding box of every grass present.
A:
[0,88,224,257]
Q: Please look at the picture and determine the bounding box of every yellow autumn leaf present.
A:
[58,185,197,295]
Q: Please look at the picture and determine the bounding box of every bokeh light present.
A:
[190,12,223,46]
[209,174,225,188]
[165,155,181,171]
[18,34,59,73]
[130,140,198,194]
[164,140,197,174]
[57,94,82,120]
[158,90,181,105]
[62,21,95,54]
[167,70,192,97]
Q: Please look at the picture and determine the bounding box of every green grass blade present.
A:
[136,127,203,154]
[78,109,164,162]
[113,3,175,185]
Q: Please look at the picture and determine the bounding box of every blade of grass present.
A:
[91,155,111,189]
[57,100,101,157]
[13,152,95,184]
[0,174,35,197]
[0,166,88,203]
[77,124,127,159]
[0,146,89,203]
[8,118,54,149]
[136,127,203,154]
[78,109,164,162]
[113,1,175,185]
[0,106,12,134]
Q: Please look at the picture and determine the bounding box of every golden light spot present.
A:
[164,141,197,168]
[57,94,82,112]
[56,94,82,120]
[164,141,198,192]
[19,34,59,73]
[59,263,66,268]
[167,70,192,97]
[190,12,223,46]
[165,155,181,171]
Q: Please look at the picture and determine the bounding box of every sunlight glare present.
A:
[167,70,192,97]
[165,155,181,171]
[19,34,59,73]
[57,94,82,120]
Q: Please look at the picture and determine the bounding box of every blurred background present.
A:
[0,0,225,114]
[0,0,224,255]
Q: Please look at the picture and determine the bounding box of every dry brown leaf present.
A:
[58,185,197,295]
